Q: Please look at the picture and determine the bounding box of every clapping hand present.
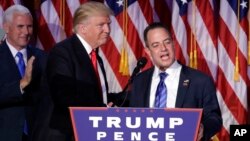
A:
[20,56,35,90]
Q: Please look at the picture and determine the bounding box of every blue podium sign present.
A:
[69,107,202,141]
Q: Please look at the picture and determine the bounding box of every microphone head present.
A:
[128,57,148,85]
[137,57,147,69]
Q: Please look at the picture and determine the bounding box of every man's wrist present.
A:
[20,78,29,90]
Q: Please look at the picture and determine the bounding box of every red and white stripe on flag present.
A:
[0,0,249,140]
[171,0,248,141]
[216,0,248,140]
[0,0,20,28]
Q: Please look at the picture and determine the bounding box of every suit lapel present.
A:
[0,41,22,79]
[72,34,96,79]
[175,66,190,108]
[26,46,35,74]
[96,49,109,93]
[71,34,108,93]
[26,45,32,59]
[27,45,41,79]
[144,68,154,107]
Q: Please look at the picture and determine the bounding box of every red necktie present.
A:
[90,50,98,74]
[90,50,103,97]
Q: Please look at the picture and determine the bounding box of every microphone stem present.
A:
[122,78,131,93]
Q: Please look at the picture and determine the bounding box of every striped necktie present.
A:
[154,72,168,108]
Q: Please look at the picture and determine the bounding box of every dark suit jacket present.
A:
[46,34,109,135]
[129,65,222,141]
[0,41,48,141]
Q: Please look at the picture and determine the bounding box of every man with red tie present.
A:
[46,1,114,141]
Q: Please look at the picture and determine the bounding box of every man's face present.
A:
[83,15,111,48]
[4,13,33,50]
[145,27,175,71]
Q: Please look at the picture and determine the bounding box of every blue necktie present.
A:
[16,52,25,77]
[154,72,168,108]
[16,52,28,135]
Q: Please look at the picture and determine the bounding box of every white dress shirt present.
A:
[6,40,27,65]
[76,34,107,104]
[6,40,27,94]
[149,60,182,108]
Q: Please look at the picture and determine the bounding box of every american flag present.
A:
[1,0,249,140]
[0,0,20,27]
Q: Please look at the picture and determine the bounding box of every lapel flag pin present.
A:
[183,79,189,86]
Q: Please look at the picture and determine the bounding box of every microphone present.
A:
[129,57,147,83]
[119,57,147,107]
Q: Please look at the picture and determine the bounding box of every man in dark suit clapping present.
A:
[0,5,48,141]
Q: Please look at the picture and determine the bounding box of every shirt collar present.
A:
[76,33,93,55]
[6,39,27,59]
[153,60,182,78]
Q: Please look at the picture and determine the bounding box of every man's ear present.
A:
[77,23,87,34]
[3,23,9,34]
[144,47,151,58]
[81,23,88,34]
[0,28,5,41]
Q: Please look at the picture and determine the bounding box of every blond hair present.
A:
[73,1,113,33]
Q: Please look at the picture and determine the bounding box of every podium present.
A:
[69,107,202,141]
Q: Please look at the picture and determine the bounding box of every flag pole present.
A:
[119,0,129,76]
[248,0,250,64]
[193,0,197,69]
[124,0,129,75]
[189,0,194,68]
[234,0,240,81]
[60,0,65,30]
[119,0,126,74]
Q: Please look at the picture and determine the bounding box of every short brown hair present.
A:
[143,22,171,47]
[73,1,113,32]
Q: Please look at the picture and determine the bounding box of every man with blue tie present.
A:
[0,5,48,141]
[128,22,222,141]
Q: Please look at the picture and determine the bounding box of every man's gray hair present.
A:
[3,4,32,23]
